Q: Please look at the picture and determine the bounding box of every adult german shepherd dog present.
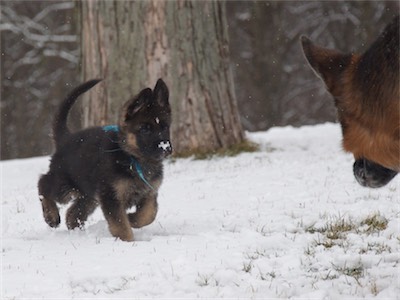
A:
[301,16,399,188]
[38,79,172,241]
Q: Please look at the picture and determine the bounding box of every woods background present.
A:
[1,0,398,160]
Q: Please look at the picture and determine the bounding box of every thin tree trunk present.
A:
[80,0,244,154]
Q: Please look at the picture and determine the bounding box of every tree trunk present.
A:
[80,0,244,154]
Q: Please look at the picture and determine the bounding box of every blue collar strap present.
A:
[103,125,154,190]
[130,157,154,190]
[102,125,154,190]
[103,124,119,132]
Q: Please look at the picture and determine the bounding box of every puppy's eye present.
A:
[139,124,152,134]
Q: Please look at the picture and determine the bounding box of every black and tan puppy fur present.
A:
[38,79,172,241]
[301,16,399,188]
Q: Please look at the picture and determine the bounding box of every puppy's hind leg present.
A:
[66,195,98,230]
[38,173,61,228]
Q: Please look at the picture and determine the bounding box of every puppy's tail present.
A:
[53,79,102,145]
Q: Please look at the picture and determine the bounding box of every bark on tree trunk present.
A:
[80,0,244,154]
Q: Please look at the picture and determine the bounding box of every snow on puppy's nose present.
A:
[158,140,172,155]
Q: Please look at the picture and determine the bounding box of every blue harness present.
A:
[102,124,119,132]
[102,125,154,190]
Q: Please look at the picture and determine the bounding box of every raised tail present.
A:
[52,79,102,146]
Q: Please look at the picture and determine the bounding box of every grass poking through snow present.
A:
[300,212,394,294]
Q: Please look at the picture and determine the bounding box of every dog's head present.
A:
[119,79,172,160]
[300,21,399,188]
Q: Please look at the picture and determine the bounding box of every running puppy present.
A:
[301,16,399,188]
[38,79,172,241]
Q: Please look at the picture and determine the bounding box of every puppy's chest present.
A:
[112,168,162,207]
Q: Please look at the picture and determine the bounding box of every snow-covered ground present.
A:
[1,123,399,299]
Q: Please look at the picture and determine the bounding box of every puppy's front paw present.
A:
[65,215,83,230]
[108,223,134,242]
[118,233,134,242]
[65,207,85,230]
[40,196,61,228]
[44,213,61,228]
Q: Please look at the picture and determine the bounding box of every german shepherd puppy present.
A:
[38,79,172,241]
[301,16,399,188]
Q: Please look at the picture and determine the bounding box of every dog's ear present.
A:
[301,36,352,93]
[124,88,152,120]
[153,79,169,108]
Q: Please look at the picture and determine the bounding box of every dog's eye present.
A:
[139,124,152,134]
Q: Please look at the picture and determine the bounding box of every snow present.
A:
[1,123,399,299]
[158,141,171,151]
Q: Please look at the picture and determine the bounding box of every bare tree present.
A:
[79,0,245,155]
[1,0,78,159]
[2,1,398,160]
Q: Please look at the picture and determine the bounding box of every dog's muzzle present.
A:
[353,158,398,188]
[158,140,172,156]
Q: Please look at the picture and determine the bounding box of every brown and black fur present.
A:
[301,16,399,188]
[38,79,172,241]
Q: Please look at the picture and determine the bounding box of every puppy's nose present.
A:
[165,145,173,156]
[158,140,172,156]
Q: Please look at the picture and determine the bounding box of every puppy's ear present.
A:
[301,36,352,93]
[153,79,169,108]
[124,88,152,120]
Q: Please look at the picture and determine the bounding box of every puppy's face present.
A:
[120,79,172,160]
